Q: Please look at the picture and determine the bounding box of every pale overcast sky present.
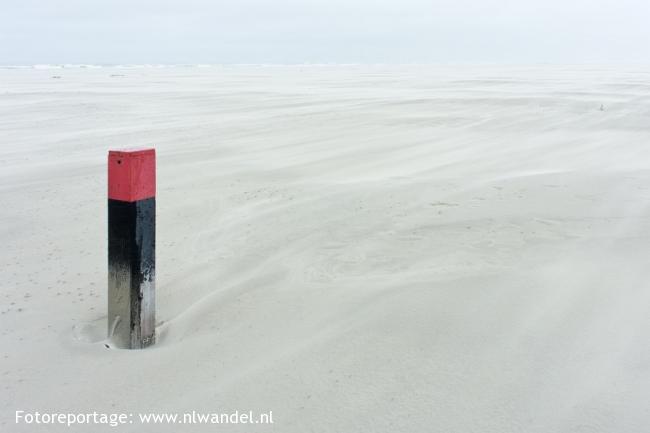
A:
[1,0,649,64]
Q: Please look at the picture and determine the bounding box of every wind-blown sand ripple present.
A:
[1,65,650,432]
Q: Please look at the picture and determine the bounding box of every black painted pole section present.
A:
[108,148,156,349]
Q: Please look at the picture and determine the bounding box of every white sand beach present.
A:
[1,65,650,432]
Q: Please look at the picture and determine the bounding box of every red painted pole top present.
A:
[108,148,156,202]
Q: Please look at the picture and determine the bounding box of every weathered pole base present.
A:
[108,198,155,349]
